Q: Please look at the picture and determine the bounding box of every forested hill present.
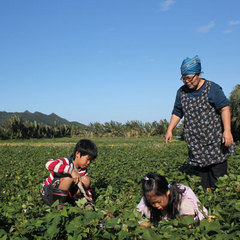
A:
[0,111,86,127]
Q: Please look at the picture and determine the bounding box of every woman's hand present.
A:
[221,106,234,146]
[222,130,234,147]
[165,114,181,144]
[165,130,173,144]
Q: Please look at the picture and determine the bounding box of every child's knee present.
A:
[81,176,91,189]
[59,177,74,190]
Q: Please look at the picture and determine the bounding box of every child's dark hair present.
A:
[71,139,98,160]
[142,172,185,225]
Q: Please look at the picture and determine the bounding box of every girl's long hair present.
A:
[142,172,185,225]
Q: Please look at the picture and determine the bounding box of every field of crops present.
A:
[0,137,239,239]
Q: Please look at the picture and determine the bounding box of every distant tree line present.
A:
[1,84,239,140]
[87,120,183,137]
[0,115,72,139]
[229,84,240,142]
[0,116,183,140]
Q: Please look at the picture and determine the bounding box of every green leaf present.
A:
[0,229,7,240]
[104,217,119,228]
[76,198,88,208]
[142,228,161,240]
[45,213,61,238]
[34,219,44,228]
[233,200,240,211]
[45,223,59,238]
[102,230,114,239]
[117,230,131,240]
[66,216,83,233]
[60,207,68,217]
[172,219,179,227]
[179,215,195,226]
[200,219,221,233]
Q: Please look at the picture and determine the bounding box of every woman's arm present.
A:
[221,106,234,146]
[165,114,181,144]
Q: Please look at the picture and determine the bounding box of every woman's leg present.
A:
[194,165,211,190]
[209,160,228,188]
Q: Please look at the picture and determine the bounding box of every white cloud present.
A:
[229,20,240,26]
[159,0,175,12]
[222,29,233,34]
[222,20,240,34]
[197,21,215,33]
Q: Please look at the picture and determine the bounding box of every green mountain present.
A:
[0,111,87,128]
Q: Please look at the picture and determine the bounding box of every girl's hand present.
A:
[222,130,233,147]
[139,221,150,227]
[71,169,81,184]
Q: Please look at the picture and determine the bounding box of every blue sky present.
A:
[1,0,239,125]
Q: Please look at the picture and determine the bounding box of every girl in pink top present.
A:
[137,172,208,226]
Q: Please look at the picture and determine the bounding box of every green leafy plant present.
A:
[0,137,239,239]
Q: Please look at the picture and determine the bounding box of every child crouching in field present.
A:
[40,139,98,208]
[137,172,208,227]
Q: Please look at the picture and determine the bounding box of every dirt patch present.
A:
[0,142,76,147]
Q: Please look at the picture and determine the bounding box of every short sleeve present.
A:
[209,83,229,109]
[172,89,184,118]
[137,197,151,219]
[179,198,195,216]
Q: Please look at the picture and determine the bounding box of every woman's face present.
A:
[145,190,170,211]
[181,73,202,90]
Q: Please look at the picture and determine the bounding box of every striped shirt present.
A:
[44,157,92,200]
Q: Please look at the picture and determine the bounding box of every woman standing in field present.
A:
[137,172,208,227]
[165,55,235,190]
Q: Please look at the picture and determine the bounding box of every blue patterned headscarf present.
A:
[180,55,201,75]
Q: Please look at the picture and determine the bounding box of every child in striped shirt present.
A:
[40,139,98,208]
